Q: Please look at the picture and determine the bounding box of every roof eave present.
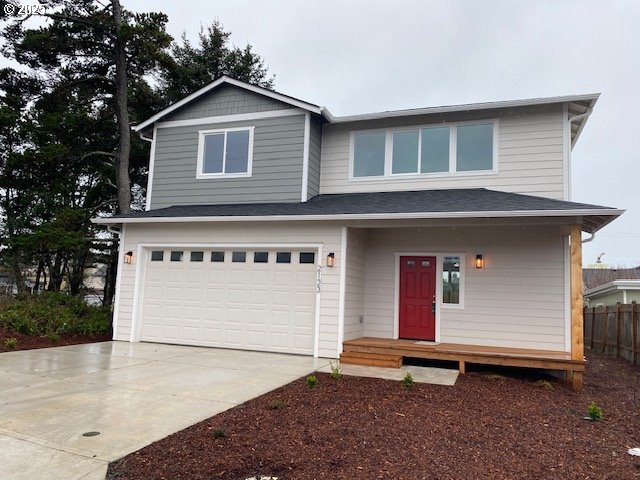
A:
[92,208,624,229]
[332,93,601,124]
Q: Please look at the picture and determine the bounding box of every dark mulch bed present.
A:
[0,328,111,352]
[108,351,640,480]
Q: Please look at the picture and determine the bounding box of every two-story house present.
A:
[94,76,623,390]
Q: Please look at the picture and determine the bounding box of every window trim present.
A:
[441,253,466,310]
[349,119,498,181]
[196,126,255,179]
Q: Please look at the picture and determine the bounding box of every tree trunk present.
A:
[112,0,131,214]
[102,238,119,308]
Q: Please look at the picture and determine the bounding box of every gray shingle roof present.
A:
[101,188,621,232]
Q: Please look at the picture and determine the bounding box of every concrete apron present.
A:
[0,342,329,480]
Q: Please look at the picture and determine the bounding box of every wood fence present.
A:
[584,303,639,365]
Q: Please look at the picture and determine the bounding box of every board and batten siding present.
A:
[307,117,322,199]
[363,225,568,351]
[164,84,290,122]
[114,222,343,358]
[343,227,366,340]
[151,114,306,208]
[319,105,566,200]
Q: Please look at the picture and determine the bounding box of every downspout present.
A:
[582,232,595,244]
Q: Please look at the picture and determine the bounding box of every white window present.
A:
[442,255,465,308]
[351,121,496,179]
[352,131,386,177]
[197,127,254,178]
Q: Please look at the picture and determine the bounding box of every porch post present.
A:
[570,224,584,390]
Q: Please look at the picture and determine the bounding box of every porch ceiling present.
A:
[94,188,623,233]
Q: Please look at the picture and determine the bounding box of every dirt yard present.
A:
[108,351,640,480]
[0,329,111,352]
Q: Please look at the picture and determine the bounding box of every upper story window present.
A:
[197,127,254,178]
[350,121,496,179]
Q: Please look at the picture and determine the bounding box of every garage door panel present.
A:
[141,248,317,355]
[203,328,221,342]
[228,270,246,284]
[183,326,200,341]
[273,271,292,286]
[227,289,245,304]
[249,309,267,324]
[224,329,242,345]
[226,307,244,323]
[162,325,179,340]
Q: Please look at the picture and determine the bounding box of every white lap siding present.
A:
[363,225,568,352]
[320,106,565,200]
[343,227,366,341]
[114,222,343,358]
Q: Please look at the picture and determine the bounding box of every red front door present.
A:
[399,256,436,341]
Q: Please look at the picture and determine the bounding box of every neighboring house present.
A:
[583,266,640,290]
[584,280,640,307]
[94,76,624,390]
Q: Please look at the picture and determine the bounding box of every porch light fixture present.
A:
[475,254,484,269]
[124,251,134,264]
[326,252,335,268]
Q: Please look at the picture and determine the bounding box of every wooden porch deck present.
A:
[341,337,585,386]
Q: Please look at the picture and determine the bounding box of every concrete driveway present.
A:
[0,342,329,480]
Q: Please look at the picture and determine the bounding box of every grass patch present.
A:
[0,292,111,337]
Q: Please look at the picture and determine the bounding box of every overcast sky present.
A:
[129,0,639,266]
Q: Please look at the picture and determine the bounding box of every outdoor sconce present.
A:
[475,254,484,269]
[326,252,335,268]
[124,251,134,264]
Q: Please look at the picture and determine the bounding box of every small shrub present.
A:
[268,399,287,410]
[587,401,603,421]
[212,427,226,439]
[306,374,318,389]
[47,331,60,344]
[536,379,554,390]
[329,362,342,380]
[4,337,17,350]
[402,372,414,388]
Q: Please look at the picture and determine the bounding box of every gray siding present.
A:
[307,117,322,199]
[151,115,306,208]
[165,84,290,122]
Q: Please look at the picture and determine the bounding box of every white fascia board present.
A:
[585,279,640,297]
[155,108,304,129]
[91,208,624,225]
[133,76,327,132]
[332,93,601,124]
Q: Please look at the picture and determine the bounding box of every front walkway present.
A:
[0,342,328,480]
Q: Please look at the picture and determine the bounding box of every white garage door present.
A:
[140,248,318,355]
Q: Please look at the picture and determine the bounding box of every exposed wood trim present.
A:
[570,224,584,390]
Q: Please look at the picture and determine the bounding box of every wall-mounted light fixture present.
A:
[475,254,484,269]
[326,252,335,268]
[124,251,134,264]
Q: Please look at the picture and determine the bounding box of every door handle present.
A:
[432,301,436,314]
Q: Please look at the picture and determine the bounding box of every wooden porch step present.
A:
[339,351,402,368]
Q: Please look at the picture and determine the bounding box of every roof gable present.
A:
[134,76,327,132]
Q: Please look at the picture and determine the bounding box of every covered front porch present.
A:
[336,218,587,389]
